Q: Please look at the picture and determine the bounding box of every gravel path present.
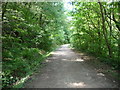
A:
[24,44,118,88]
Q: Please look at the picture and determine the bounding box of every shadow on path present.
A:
[24,44,118,88]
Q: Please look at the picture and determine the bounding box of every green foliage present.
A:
[2,2,69,88]
[70,2,120,70]
[2,47,43,87]
[3,2,119,88]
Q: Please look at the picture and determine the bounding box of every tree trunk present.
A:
[2,2,8,21]
[97,18,102,55]
[117,2,120,59]
[98,2,112,58]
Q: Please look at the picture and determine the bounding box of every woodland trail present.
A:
[24,44,118,88]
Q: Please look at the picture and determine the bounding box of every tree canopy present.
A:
[2,2,69,87]
[70,2,120,69]
[2,1,120,88]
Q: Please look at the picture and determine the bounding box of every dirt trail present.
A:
[24,44,118,88]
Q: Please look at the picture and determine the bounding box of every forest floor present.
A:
[24,44,119,88]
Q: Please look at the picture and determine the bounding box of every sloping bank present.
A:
[2,46,59,88]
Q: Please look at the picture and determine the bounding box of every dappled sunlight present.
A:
[45,59,51,63]
[51,51,67,56]
[66,82,86,88]
[62,58,84,62]
[15,75,30,86]
[50,52,59,55]
[97,73,105,77]
[76,59,84,62]
[62,59,67,61]
[3,0,119,88]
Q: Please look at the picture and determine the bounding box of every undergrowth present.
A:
[2,46,57,88]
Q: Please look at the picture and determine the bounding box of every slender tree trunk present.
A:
[117,2,120,59]
[98,2,112,58]
[97,18,102,55]
[109,7,112,57]
[112,2,120,32]
[2,2,8,21]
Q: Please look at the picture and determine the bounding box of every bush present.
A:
[2,48,44,88]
